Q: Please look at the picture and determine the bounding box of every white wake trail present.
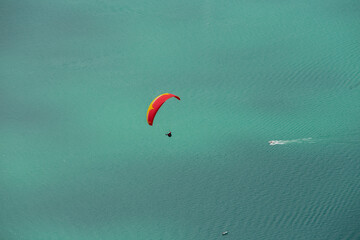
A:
[268,138,314,145]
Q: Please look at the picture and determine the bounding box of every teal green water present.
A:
[1,1,360,239]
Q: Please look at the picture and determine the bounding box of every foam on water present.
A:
[269,138,314,145]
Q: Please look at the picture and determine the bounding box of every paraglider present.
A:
[146,93,180,126]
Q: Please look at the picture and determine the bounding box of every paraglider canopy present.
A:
[146,93,180,126]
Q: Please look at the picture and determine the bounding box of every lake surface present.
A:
[1,0,360,239]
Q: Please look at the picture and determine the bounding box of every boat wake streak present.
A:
[269,138,314,145]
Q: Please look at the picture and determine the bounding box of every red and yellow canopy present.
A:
[146,93,180,126]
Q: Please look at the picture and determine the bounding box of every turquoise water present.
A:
[1,0,360,239]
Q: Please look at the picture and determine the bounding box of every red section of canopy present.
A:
[146,93,180,126]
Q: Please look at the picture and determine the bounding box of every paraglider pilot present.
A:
[165,131,172,137]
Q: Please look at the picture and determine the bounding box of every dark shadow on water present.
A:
[349,81,360,90]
